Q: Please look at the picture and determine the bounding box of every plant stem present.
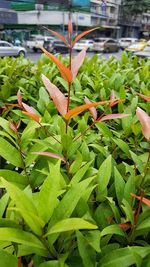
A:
[66,31,72,133]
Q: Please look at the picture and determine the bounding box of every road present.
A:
[26,50,123,63]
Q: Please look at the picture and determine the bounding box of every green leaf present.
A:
[121,199,134,225]
[123,174,135,204]
[77,231,96,267]
[98,247,143,267]
[0,193,9,218]
[0,117,16,138]
[38,161,61,224]
[69,151,83,174]
[97,155,112,192]
[96,122,113,138]
[101,224,125,238]
[84,230,101,252]
[114,167,125,205]
[0,170,28,188]
[0,249,17,267]
[70,161,93,185]
[46,218,97,236]
[0,138,23,168]
[113,138,130,158]
[0,228,45,249]
[39,261,59,267]
[1,178,44,235]
[130,151,144,174]
[48,177,95,244]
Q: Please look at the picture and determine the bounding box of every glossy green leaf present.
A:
[38,161,61,224]
[0,170,28,188]
[46,218,97,236]
[113,138,130,158]
[0,249,17,267]
[97,155,112,192]
[101,224,125,238]
[0,138,23,168]
[121,199,134,225]
[114,167,125,205]
[0,228,45,249]
[70,161,93,185]
[77,230,96,267]
[1,178,44,235]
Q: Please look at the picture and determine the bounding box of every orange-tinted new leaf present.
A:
[65,100,109,121]
[42,74,67,116]
[131,193,150,207]
[119,223,131,229]
[71,48,86,80]
[40,47,72,82]
[73,27,99,46]
[68,20,73,35]
[28,260,33,267]
[43,26,69,47]
[22,111,40,123]
[137,93,150,103]
[32,152,66,163]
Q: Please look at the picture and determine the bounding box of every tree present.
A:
[122,0,150,15]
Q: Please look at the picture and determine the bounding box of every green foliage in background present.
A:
[0,53,150,266]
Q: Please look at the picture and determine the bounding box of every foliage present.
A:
[0,22,150,266]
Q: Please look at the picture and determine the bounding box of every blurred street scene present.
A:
[0,0,149,60]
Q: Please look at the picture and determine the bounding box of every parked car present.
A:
[125,40,147,52]
[73,39,94,51]
[133,41,150,58]
[26,35,55,52]
[119,38,138,50]
[43,40,69,54]
[93,38,120,53]
[0,41,26,57]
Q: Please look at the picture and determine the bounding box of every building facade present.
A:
[0,0,149,41]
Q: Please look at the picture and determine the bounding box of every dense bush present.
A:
[0,30,150,266]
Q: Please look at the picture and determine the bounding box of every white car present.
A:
[0,41,26,57]
[73,39,94,51]
[26,35,55,52]
[119,38,138,50]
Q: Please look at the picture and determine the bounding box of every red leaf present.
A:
[71,48,86,80]
[131,193,150,207]
[68,20,73,35]
[43,26,69,47]
[32,152,66,163]
[17,90,22,107]
[18,257,22,267]
[73,27,99,46]
[42,74,67,116]
[65,100,110,121]
[9,121,18,133]
[137,93,150,103]
[119,223,131,229]
[84,96,97,121]
[28,260,33,267]
[98,113,130,122]
[22,111,40,123]
[40,47,72,82]
[136,107,150,141]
